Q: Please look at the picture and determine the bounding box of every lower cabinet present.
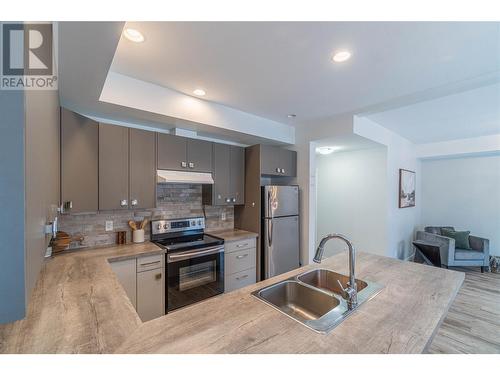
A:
[110,254,165,323]
[136,254,165,322]
[224,238,257,293]
[110,258,137,309]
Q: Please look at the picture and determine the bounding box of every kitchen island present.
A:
[0,240,463,354]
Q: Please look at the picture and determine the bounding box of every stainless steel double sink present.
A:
[252,269,383,333]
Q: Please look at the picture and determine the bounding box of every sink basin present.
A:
[254,280,340,322]
[297,269,368,295]
[252,269,384,333]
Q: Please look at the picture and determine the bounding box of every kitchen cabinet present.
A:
[60,108,99,213]
[260,145,296,177]
[136,254,164,322]
[157,133,213,173]
[186,138,213,173]
[110,258,137,309]
[202,144,245,205]
[99,124,129,210]
[129,129,156,209]
[99,124,156,210]
[157,133,186,171]
[224,238,257,293]
[229,146,245,204]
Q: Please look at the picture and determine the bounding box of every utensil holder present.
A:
[132,229,145,243]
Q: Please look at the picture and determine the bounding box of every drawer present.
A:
[225,238,256,254]
[137,254,163,272]
[225,247,256,275]
[225,268,256,293]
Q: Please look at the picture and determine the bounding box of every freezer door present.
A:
[263,185,299,218]
[263,216,300,278]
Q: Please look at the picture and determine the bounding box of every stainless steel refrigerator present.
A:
[262,185,300,279]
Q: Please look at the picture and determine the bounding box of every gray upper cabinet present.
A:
[60,108,99,213]
[203,144,245,205]
[230,146,245,205]
[99,124,129,211]
[157,133,213,173]
[129,129,156,209]
[211,143,231,205]
[187,138,213,172]
[260,145,296,177]
[157,133,187,171]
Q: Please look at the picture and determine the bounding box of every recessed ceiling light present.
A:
[287,114,296,118]
[123,28,145,43]
[316,146,340,155]
[193,89,206,96]
[332,50,351,63]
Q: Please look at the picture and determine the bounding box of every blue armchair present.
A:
[415,226,490,272]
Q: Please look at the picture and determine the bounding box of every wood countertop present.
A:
[0,243,463,354]
[207,228,258,242]
[0,242,163,354]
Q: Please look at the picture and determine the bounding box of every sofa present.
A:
[415,226,490,272]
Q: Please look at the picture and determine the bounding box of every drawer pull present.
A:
[236,243,248,248]
[155,273,162,280]
[236,274,249,280]
[236,254,248,259]
[139,260,161,267]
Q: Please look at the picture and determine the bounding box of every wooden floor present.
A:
[428,267,500,354]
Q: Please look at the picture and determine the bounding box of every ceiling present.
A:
[111,22,500,124]
[367,82,500,144]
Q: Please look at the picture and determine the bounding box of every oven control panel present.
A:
[151,217,205,235]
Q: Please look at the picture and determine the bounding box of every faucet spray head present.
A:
[313,246,324,263]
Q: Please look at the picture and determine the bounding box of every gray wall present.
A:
[422,155,500,256]
[0,89,59,324]
[0,90,26,323]
[24,90,60,302]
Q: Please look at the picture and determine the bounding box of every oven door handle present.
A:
[167,245,224,263]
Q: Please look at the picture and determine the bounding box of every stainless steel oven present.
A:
[151,217,225,313]
[166,244,224,312]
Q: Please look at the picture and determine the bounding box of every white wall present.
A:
[421,155,500,256]
[292,113,355,264]
[316,147,388,258]
[354,116,421,260]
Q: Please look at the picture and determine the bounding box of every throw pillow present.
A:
[441,229,472,249]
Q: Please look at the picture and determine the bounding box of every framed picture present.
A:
[399,169,416,208]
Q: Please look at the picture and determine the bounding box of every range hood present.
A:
[157,170,214,185]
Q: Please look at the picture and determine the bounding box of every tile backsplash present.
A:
[58,184,234,248]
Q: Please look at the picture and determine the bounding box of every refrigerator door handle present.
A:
[267,189,272,218]
[268,218,273,248]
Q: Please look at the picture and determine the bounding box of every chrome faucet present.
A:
[314,233,358,309]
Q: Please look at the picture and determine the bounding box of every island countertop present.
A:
[115,253,464,354]
[0,242,464,354]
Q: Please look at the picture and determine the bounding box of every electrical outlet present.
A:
[221,211,227,221]
[105,220,113,232]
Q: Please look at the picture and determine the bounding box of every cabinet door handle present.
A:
[276,167,281,173]
[231,198,236,203]
[120,199,128,207]
[236,254,248,259]
[281,168,285,174]
[236,274,249,280]
[188,162,195,169]
[155,273,162,280]
[139,260,161,267]
[181,161,187,168]
[225,198,231,203]
[131,199,138,206]
[63,201,73,212]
